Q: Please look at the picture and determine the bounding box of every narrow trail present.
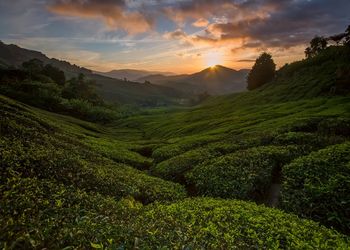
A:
[265,166,282,207]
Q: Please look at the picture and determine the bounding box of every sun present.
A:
[205,51,222,68]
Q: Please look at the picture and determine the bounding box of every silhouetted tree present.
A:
[304,47,312,58]
[345,25,350,46]
[42,64,66,86]
[329,33,346,45]
[247,52,276,90]
[62,73,101,105]
[22,59,44,78]
[305,36,328,58]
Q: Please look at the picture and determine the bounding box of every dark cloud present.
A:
[48,0,350,48]
[162,0,349,50]
[49,0,153,33]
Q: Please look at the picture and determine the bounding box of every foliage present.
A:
[247,52,276,90]
[60,99,120,123]
[0,64,123,123]
[152,135,220,163]
[0,96,186,204]
[152,147,218,183]
[0,174,140,249]
[2,179,348,249]
[187,146,305,201]
[22,58,44,75]
[305,36,328,58]
[62,73,101,105]
[282,142,350,234]
[346,25,350,45]
[42,64,66,85]
[129,198,349,249]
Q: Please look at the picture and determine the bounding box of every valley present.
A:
[1,42,350,248]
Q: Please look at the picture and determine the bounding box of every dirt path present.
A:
[265,166,282,207]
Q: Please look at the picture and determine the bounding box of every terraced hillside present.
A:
[1,46,350,248]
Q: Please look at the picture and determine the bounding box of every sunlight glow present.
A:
[205,51,223,68]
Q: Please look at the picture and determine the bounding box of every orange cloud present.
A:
[48,0,152,34]
[192,18,209,28]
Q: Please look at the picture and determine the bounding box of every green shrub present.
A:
[288,117,350,137]
[152,135,221,163]
[60,99,120,123]
[0,81,62,110]
[84,137,152,170]
[273,131,345,148]
[0,97,186,203]
[318,118,350,136]
[0,174,140,249]
[151,142,241,183]
[2,179,348,249]
[282,142,350,234]
[187,146,305,201]
[128,198,349,249]
[152,147,215,183]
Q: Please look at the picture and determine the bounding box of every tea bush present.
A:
[151,141,241,183]
[0,174,139,249]
[0,96,186,203]
[128,198,349,249]
[187,145,305,200]
[282,142,350,234]
[152,135,220,162]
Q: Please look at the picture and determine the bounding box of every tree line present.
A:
[247,24,350,91]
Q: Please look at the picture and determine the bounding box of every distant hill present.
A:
[0,41,186,106]
[97,69,174,81]
[0,41,91,78]
[138,65,249,95]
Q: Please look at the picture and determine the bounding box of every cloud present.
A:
[47,0,350,47]
[163,0,350,50]
[192,18,209,27]
[236,59,256,62]
[164,29,188,40]
[48,0,153,34]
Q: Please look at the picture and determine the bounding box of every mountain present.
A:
[0,41,91,78]
[97,69,175,81]
[0,41,186,106]
[185,65,249,94]
[138,65,249,95]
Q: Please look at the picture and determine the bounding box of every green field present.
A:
[1,46,350,248]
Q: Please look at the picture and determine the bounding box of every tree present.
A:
[247,52,276,90]
[305,36,328,58]
[22,59,44,78]
[329,33,346,46]
[62,73,102,105]
[42,64,66,86]
[345,25,350,46]
[304,47,312,58]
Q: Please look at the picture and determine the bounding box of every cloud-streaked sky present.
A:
[0,0,349,73]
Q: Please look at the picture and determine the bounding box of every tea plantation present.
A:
[1,46,350,248]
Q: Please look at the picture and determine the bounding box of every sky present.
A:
[0,0,349,74]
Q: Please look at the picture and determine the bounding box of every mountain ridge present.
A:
[97,69,175,81]
[0,41,187,106]
[138,65,249,95]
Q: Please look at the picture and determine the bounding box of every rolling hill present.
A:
[97,69,174,81]
[0,41,186,106]
[1,45,350,248]
[138,65,249,95]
